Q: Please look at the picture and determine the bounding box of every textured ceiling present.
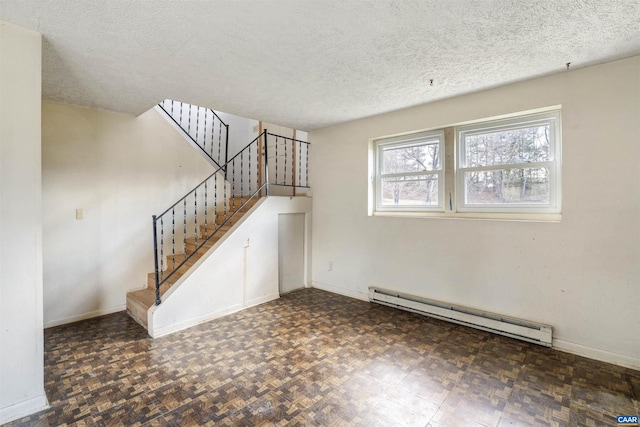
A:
[1,0,639,131]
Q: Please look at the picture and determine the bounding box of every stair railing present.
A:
[266,132,311,193]
[152,129,311,305]
[158,99,229,170]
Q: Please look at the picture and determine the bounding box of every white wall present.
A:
[309,56,640,369]
[149,196,312,338]
[215,110,259,158]
[0,22,47,423]
[42,101,214,327]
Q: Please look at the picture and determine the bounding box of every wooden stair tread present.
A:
[199,223,232,233]
[186,237,220,251]
[165,250,209,266]
[128,288,156,306]
[215,197,259,213]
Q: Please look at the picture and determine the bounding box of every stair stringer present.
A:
[147,196,312,338]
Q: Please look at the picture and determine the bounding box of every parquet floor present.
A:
[4,288,639,426]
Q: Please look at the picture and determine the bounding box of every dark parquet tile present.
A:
[629,369,640,402]
[501,384,571,426]
[146,376,209,414]
[91,393,162,426]
[437,368,512,426]
[158,394,219,426]
[3,288,638,427]
[568,403,619,427]
[570,381,636,417]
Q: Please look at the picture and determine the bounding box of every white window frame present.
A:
[369,108,562,221]
[374,130,445,212]
[457,111,561,214]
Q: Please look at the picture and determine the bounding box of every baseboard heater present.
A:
[368,287,552,347]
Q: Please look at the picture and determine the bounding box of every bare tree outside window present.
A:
[379,137,442,207]
[461,124,552,205]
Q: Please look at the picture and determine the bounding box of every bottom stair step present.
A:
[126,288,156,328]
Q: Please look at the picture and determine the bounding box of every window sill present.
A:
[372,211,562,222]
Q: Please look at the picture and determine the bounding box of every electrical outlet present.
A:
[328,261,333,271]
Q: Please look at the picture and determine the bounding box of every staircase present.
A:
[126,100,310,331]
[126,196,259,328]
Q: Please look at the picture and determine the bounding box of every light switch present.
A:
[76,208,84,220]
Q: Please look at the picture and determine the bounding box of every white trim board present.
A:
[553,339,640,371]
[44,304,126,328]
[0,395,48,425]
[310,281,369,302]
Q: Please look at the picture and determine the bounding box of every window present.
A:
[370,109,562,219]
[457,111,561,213]
[375,130,444,212]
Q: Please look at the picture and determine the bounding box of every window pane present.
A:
[464,168,549,205]
[381,175,439,206]
[464,125,551,167]
[382,141,440,174]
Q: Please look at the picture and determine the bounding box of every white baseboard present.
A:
[311,281,369,302]
[553,338,640,371]
[149,293,280,338]
[246,293,281,308]
[0,394,48,424]
[44,305,126,328]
